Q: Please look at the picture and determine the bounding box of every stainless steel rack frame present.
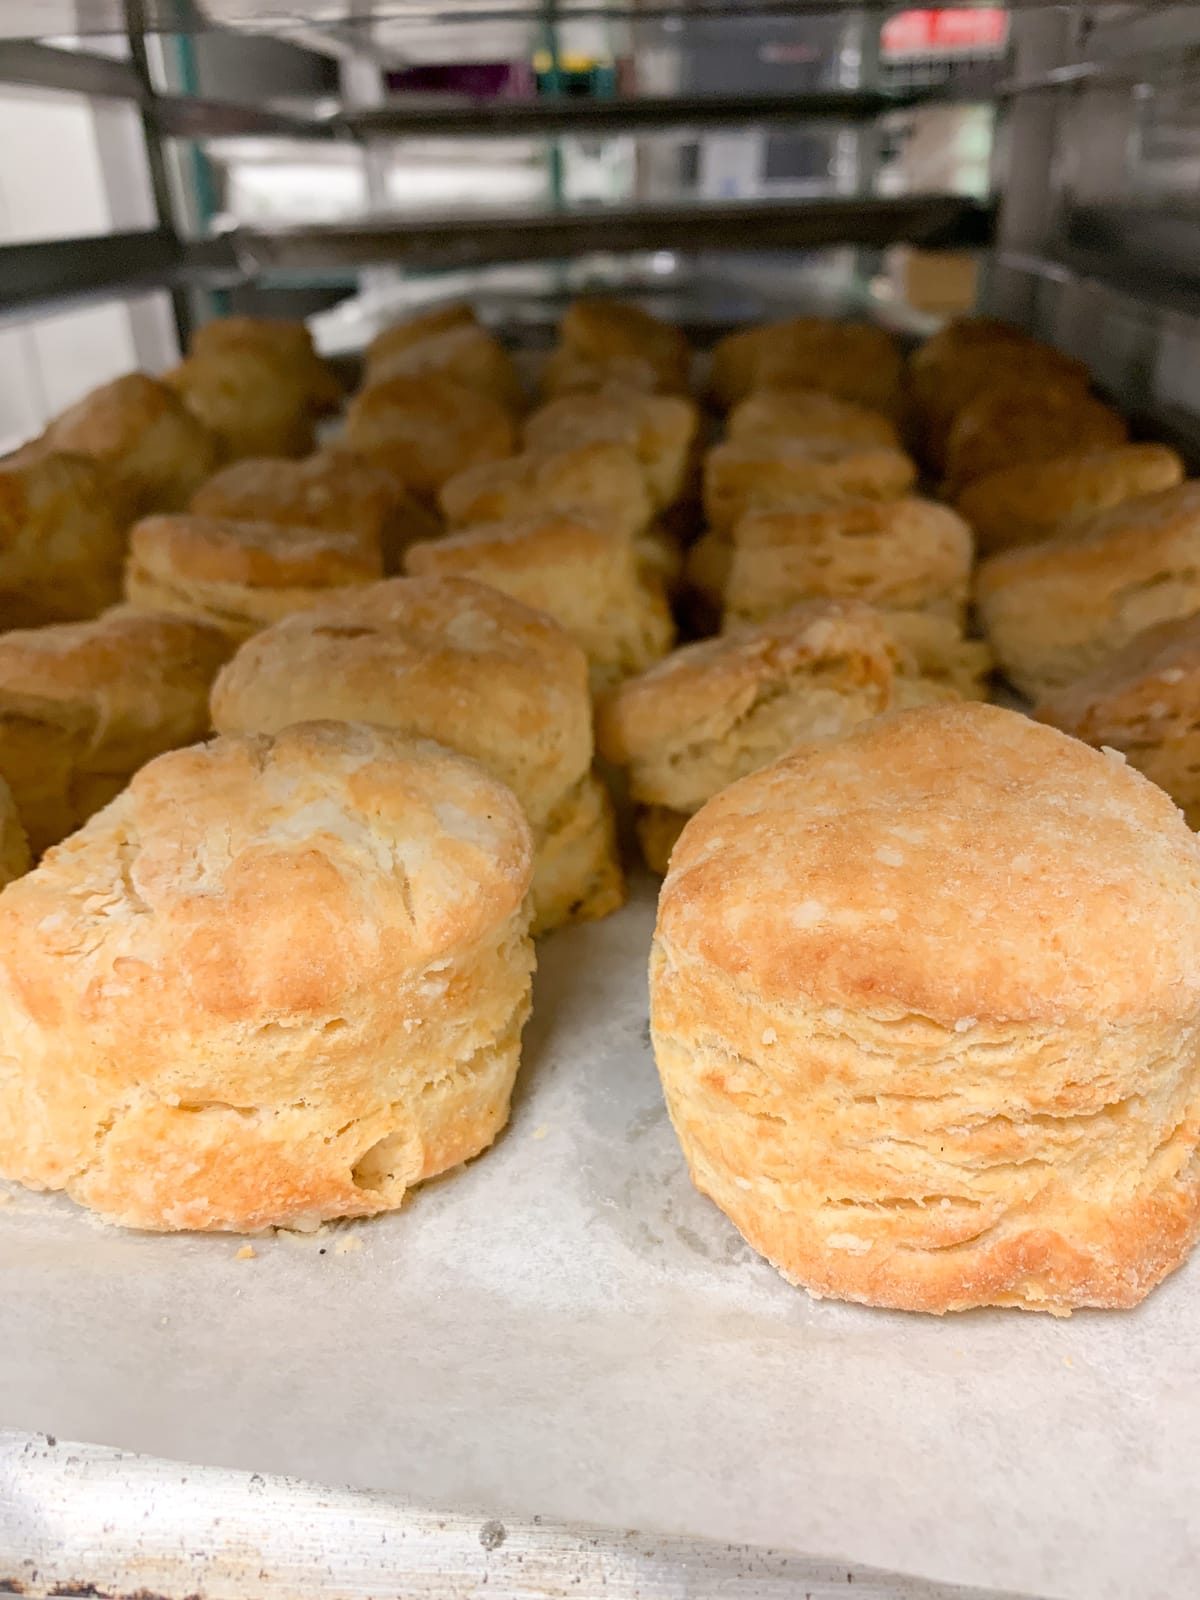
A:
[0,10,998,335]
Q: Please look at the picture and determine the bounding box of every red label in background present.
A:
[881,8,1009,57]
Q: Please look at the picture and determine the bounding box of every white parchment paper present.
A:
[0,875,1197,1600]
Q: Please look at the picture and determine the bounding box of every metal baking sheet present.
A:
[0,1432,1021,1600]
[0,876,1198,1600]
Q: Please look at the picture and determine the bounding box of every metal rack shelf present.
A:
[0,196,991,322]
[0,0,1090,38]
[233,196,992,275]
[336,89,931,140]
[0,42,951,141]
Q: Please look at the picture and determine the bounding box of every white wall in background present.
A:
[0,84,176,452]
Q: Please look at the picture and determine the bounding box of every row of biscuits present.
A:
[0,296,1193,921]
[0,300,1198,1319]
[624,309,1200,1311]
[0,301,698,1234]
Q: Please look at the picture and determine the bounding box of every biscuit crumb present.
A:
[236,1244,256,1261]
[1063,1355,1074,1368]
[532,1124,550,1140]
[335,1234,363,1255]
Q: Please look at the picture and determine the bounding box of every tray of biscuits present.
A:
[0,300,1199,1600]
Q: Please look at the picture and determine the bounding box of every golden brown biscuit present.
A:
[0,607,232,854]
[365,324,523,413]
[167,348,320,462]
[343,374,515,502]
[0,451,125,627]
[703,439,917,534]
[909,339,1090,471]
[908,315,1030,376]
[1035,615,1200,827]
[405,511,675,691]
[523,385,700,511]
[190,450,439,574]
[41,373,222,518]
[437,441,677,584]
[709,319,904,414]
[651,701,1200,1313]
[125,514,382,641]
[881,610,993,703]
[596,599,954,873]
[364,302,479,373]
[941,378,1128,493]
[956,444,1185,555]
[210,576,623,935]
[556,298,691,395]
[976,483,1200,700]
[716,497,972,627]
[0,721,536,1232]
[439,441,653,539]
[726,388,901,451]
[540,346,672,399]
[187,316,342,415]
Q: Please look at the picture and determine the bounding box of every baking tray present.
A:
[0,876,1198,1600]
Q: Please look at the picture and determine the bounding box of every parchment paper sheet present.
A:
[0,876,1196,1600]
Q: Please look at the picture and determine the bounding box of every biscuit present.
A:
[909,336,1090,471]
[166,352,314,463]
[187,317,342,414]
[540,346,672,398]
[190,450,439,573]
[554,298,691,395]
[650,701,1200,1312]
[909,315,1029,368]
[41,373,222,518]
[365,324,523,413]
[1035,615,1200,827]
[956,444,1185,555]
[0,451,125,626]
[523,385,700,511]
[726,388,901,451]
[881,610,993,703]
[719,497,973,626]
[941,378,1128,494]
[437,441,676,583]
[364,302,478,372]
[0,607,232,854]
[211,576,623,934]
[703,439,917,534]
[976,482,1200,700]
[439,441,653,540]
[596,599,954,873]
[124,514,382,641]
[0,722,536,1231]
[404,511,675,691]
[708,319,904,414]
[343,374,516,502]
